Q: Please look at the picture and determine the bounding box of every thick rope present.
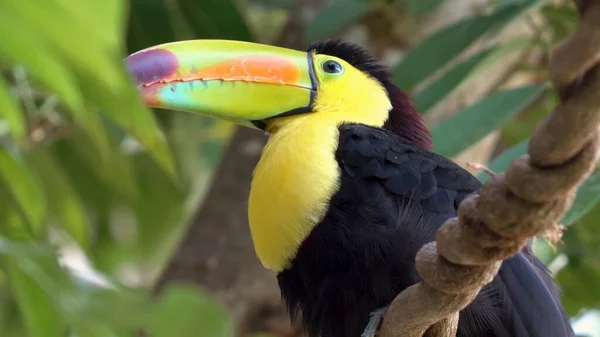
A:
[378,1,600,336]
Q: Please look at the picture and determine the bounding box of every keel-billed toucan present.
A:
[126,39,574,337]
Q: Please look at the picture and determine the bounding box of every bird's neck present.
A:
[248,115,341,272]
[383,86,433,150]
[248,106,389,272]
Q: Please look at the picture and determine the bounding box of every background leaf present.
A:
[250,0,294,9]
[563,167,600,226]
[397,0,445,17]
[477,138,529,183]
[3,2,123,91]
[393,1,536,90]
[431,85,544,157]
[77,79,176,177]
[53,0,126,49]
[148,285,233,337]
[4,258,66,337]
[0,149,46,236]
[413,48,494,113]
[177,0,254,41]
[470,35,534,76]
[0,12,85,113]
[0,199,66,337]
[0,76,25,139]
[28,149,90,248]
[306,0,371,41]
[126,0,179,53]
[556,251,600,315]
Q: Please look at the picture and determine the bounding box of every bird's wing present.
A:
[337,123,481,229]
[495,248,575,337]
[337,124,574,337]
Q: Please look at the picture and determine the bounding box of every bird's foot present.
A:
[361,306,388,337]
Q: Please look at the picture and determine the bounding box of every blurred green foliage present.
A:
[0,0,598,336]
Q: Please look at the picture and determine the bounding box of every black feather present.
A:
[277,124,574,337]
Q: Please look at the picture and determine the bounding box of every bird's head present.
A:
[126,39,432,149]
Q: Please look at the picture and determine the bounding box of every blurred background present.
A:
[0,0,599,336]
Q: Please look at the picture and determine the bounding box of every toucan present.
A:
[126,39,574,337]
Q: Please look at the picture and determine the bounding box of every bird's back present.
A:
[277,124,574,337]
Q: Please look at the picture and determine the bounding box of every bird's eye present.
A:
[322,60,343,74]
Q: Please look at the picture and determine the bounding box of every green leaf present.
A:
[126,0,179,53]
[0,207,68,337]
[53,131,139,207]
[397,0,445,16]
[306,0,371,41]
[561,205,600,260]
[4,257,66,337]
[250,0,294,9]
[540,2,579,41]
[413,48,494,113]
[52,0,126,49]
[0,288,27,337]
[3,2,124,92]
[167,113,233,191]
[28,149,90,248]
[501,91,558,147]
[78,78,176,177]
[556,255,600,315]
[177,0,254,41]
[0,10,110,156]
[414,36,534,114]
[67,285,152,337]
[94,0,128,38]
[51,139,117,213]
[52,0,127,49]
[131,152,184,263]
[0,237,55,257]
[1,0,144,161]
[531,237,556,265]
[393,1,536,90]
[431,85,544,158]
[0,11,85,113]
[0,149,46,236]
[470,35,534,76]
[69,109,113,160]
[148,285,233,337]
[477,138,529,183]
[563,167,600,226]
[0,75,26,138]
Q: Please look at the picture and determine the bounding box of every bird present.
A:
[125,39,575,337]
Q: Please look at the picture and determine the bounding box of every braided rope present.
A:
[379,1,600,336]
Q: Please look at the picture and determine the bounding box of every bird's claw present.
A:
[361,306,388,337]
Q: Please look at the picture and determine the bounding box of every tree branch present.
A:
[379,1,600,336]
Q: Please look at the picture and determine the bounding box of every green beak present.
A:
[125,39,317,128]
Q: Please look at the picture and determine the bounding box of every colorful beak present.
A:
[125,40,317,128]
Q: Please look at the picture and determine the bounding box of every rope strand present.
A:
[379,1,600,336]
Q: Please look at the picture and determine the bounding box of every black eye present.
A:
[322,60,343,74]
